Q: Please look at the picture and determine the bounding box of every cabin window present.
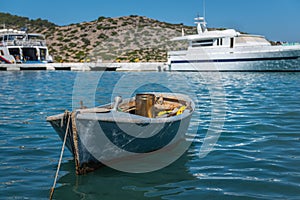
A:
[216,38,223,46]
[192,39,214,47]
[22,48,38,61]
[28,35,45,41]
[0,50,3,56]
[15,35,25,40]
[3,35,15,41]
[230,38,234,48]
[40,48,46,60]
[7,35,15,41]
[8,48,20,56]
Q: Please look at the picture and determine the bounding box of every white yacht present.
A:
[168,17,300,71]
[0,28,52,64]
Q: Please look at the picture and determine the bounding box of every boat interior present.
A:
[79,94,192,119]
[8,47,46,63]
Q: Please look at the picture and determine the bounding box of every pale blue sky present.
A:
[1,0,300,42]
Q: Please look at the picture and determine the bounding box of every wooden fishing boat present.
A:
[47,93,195,174]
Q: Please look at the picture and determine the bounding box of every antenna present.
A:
[182,27,185,36]
[194,0,208,34]
[203,0,206,19]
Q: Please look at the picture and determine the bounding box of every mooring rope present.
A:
[49,111,71,200]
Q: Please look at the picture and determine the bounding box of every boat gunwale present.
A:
[76,109,193,124]
[46,93,195,123]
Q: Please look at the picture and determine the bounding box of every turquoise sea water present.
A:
[1,71,300,199]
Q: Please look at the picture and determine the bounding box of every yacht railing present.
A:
[282,42,300,46]
[2,39,46,47]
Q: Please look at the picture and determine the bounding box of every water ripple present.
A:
[1,72,300,199]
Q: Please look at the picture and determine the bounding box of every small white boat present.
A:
[168,17,300,71]
[47,93,195,174]
[0,28,53,64]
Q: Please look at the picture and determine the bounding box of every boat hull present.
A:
[168,46,300,72]
[47,93,195,174]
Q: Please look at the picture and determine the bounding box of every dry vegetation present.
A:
[1,13,197,62]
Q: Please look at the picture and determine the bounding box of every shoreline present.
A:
[0,62,168,72]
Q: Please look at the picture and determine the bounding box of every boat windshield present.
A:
[192,39,214,47]
[1,34,26,41]
[28,34,45,41]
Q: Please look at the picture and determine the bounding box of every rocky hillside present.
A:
[0,13,198,62]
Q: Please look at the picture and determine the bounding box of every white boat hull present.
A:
[169,46,300,72]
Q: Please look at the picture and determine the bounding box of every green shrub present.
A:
[80,33,88,37]
[69,43,77,48]
[97,16,106,22]
[70,29,78,34]
[81,38,90,46]
[63,38,71,42]
[98,33,108,40]
[75,51,85,59]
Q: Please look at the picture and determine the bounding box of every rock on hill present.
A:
[0,13,197,62]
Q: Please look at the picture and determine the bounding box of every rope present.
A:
[49,111,71,200]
